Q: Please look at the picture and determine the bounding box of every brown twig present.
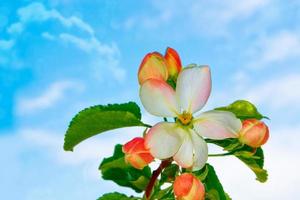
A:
[145,159,172,199]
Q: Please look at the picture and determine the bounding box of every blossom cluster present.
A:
[122,47,269,199]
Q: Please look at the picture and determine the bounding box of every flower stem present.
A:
[145,159,172,199]
[208,152,233,157]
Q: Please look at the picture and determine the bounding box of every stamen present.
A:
[178,112,193,125]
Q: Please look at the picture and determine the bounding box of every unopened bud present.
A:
[122,137,154,169]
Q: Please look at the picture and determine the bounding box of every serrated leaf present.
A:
[206,139,268,183]
[97,192,140,200]
[236,147,268,182]
[99,144,151,193]
[215,100,267,120]
[202,164,228,200]
[64,102,147,151]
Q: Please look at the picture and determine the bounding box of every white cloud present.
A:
[17,80,84,115]
[247,31,300,69]
[59,33,117,57]
[8,2,94,35]
[121,0,270,36]
[0,39,15,50]
[4,2,126,83]
[42,32,55,40]
[20,126,145,181]
[8,122,300,199]
[59,33,126,82]
[244,73,300,110]
[209,126,300,200]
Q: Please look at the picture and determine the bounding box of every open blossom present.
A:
[174,173,205,200]
[138,49,242,170]
[122,137,154,169]
[238,119,269,148]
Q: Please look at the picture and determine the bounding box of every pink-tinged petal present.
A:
[176,66,211,114]
[173,135,194,168]
[193,110,242,140]
[140,79,179,117]
[138,52,168,84]
[238,119,269,148]
[164,47,182,78]
[123,137,154,169]
[145,122,185,159]
[174,173,205,200]
[190,131,208,171]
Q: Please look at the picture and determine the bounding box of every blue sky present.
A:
[1,0,300,199]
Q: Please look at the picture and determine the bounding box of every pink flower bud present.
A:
[239,119,269,148]
[174,173,205,200]
[165,47,182,78]
[138,52,168,85]
[122,137,154,169]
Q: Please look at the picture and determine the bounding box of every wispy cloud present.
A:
[120,0,270,36]
[0,39,14,50]
[247,31,300,69]
[4,2,126,83]
[59,33,117,56]
[209,125,300,199]
[245,73,300,110]
[16,80,84,115]
[7,2,94,35]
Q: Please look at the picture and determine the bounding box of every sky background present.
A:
[1,0,300,199]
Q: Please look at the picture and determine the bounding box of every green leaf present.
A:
[206,139,268,183]
[64,102,147,151]
[206,138,243,152]
[193,164,209,181]
[215,100,267,120]
[235,147,268,182]
[99,144,151,193]
[97,192,140,200]
[203,164,228,200]
[160,164,179,183]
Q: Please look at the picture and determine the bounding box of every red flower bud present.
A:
[122,137,154,169]
[239,119,269,148]
[138,52,168,85]
[174,173,205,200]
[165,47,182,78]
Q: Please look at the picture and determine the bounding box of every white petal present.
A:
[145,122,185,159]
[191,131,208,171]
[140,79,179,117]
[193,110,242,139]
[173,134,194,168]
[176,66,211,114]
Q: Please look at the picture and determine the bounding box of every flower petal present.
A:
[165,47,182,77]
[193,110,242,139]
[173,134,194,168]
[145,122,185,159]
[176,66,211,114]
[140,79,179,117]
[138,52,168,84]
[190,131,208,171]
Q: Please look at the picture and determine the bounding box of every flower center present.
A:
[178,112,193,125]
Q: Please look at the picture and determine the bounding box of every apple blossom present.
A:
[165,47,182,78]
[174,173,205,200]
[122,137,154,169]
[140,62,242,170]
[238,119,269,148]
[138,47,182,85]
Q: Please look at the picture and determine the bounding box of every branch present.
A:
[145,159,172,199]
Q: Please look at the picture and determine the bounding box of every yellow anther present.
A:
[178,112,193,125]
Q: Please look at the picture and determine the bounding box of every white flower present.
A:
[140,66,242,171]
